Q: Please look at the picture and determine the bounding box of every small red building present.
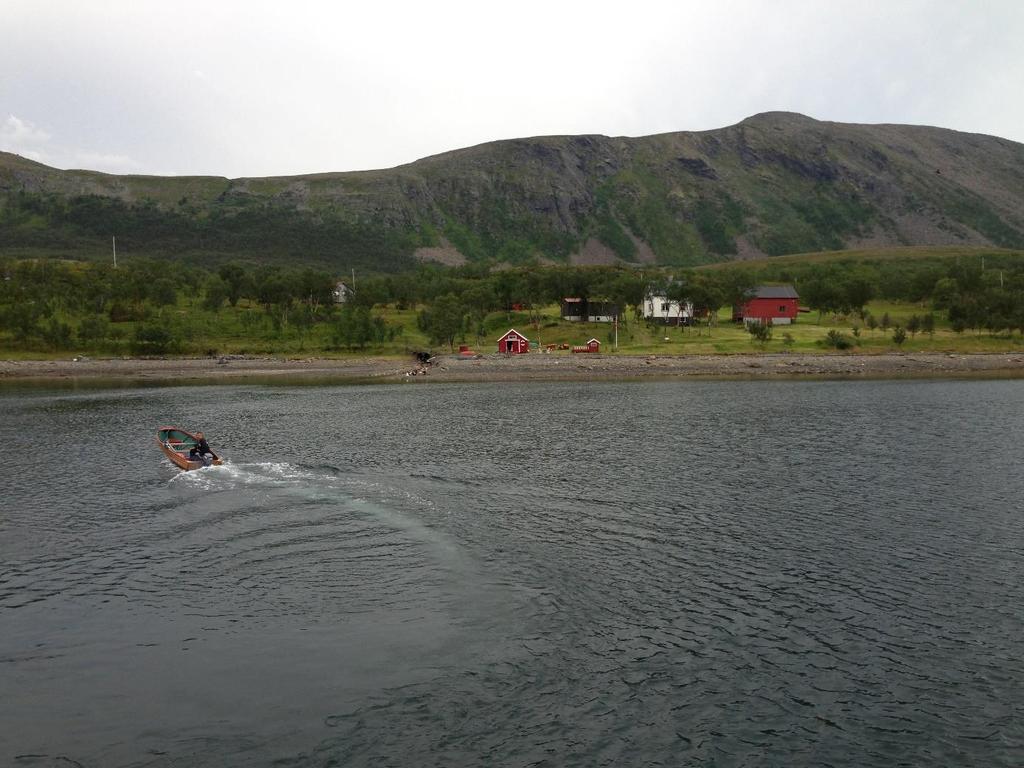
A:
[734,285,800,325]
[497,328,530,354]
[572,338,601,353]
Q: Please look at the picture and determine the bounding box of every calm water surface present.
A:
[1,379,1023,767]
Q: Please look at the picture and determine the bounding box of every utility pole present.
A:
[614,313,619,351]
[112,236,117,268]
[351,268,356,290]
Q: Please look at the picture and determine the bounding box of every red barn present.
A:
[734,285,800,325]
[497,328,530,354]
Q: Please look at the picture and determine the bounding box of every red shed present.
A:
[497,328,530,354]
[572,338,601,353]
[734,285,800,325]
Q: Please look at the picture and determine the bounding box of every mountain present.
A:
[2,112,1023,271]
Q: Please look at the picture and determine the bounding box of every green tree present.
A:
[202,276,229,313]
[417,293,466,350]
[932,277,960,310]
[716,268,755,311]
[803,275,843,321]
[844,273,876,320]
[922,313,936,337]
[1,301,44,342]
[78,314,109,346]
[747,321,772,347]
[906,315,921,337]
[42,317,74,350]
[131,324,175,355]
[683,273,725,335]
[892,326,907,346]
[330,304,369,349]
[297,268,334,308]
[218,263,250,307]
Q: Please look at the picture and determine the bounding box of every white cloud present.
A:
[1,115,52,154]
[0,114,141,173]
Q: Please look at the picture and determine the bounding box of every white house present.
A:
[643,292,693,325]
[333,281,353,304]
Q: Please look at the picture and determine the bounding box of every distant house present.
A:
[572,338,601,353]
[333,281,353,304]
[643,292,693,325]
[734,285,800,325]
[561,298,620,323]
[497,328,530,354]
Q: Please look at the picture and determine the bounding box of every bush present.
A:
[109,302,147,323]
[747,321,772,346]
[42,318,74,350]
[892,326,907,346]
[824,329,854,349]
[78,314,109,345]
[130,324,175,355]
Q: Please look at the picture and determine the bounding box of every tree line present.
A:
[3,252,1024,353]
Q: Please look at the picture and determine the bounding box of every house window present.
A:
[661,303,669,313]
[779,305,786,312]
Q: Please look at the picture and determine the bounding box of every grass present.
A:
[5,298,1023,359]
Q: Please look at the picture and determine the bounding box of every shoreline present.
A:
[3,352,1024,386]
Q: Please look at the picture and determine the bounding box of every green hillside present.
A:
[3,112,1024,271]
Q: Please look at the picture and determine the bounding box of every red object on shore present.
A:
[572,338,601,353]
[497,329,529,354]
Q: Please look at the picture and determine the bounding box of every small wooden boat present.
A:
[157,427,223,470]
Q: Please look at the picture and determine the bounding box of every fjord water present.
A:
[1,379,1022,767]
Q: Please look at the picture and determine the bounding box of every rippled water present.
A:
[2,379,1023,767]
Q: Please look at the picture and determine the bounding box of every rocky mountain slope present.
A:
[2,112,1023,270]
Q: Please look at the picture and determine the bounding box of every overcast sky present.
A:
[2,0,1022,178]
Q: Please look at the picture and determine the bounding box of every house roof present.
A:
[587,338,601,344]
[497,328,525,341]
[751,285,799,299]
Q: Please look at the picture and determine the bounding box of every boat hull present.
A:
[157,427,223,471]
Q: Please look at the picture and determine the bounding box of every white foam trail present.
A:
[167,462,469,572]
[169,461,316,490]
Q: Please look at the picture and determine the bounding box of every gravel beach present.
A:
[3,352,1024,385]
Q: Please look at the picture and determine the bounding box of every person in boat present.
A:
[189,432,213,461]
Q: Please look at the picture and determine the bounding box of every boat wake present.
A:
[169,461,319,490]
[166,459,466,571]
[169,461,439,530]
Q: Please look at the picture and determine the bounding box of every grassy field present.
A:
[6,297,1023,360]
